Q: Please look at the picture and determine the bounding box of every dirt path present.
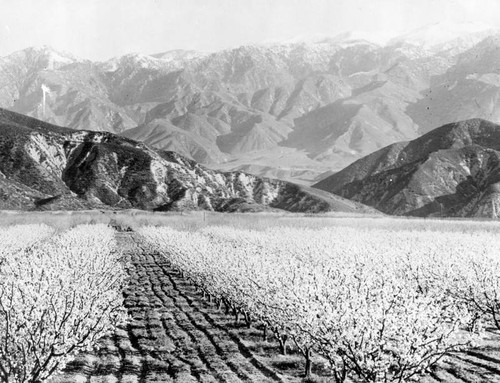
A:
[51,232,500,383]
[53,232,289,383]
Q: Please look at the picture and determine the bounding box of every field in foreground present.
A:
[48,230,500,383]
[3,212,500,382]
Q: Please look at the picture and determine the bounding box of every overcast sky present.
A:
[0,0,498,61]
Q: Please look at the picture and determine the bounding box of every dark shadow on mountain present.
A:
[33,195,61,208]
[405,176,479,217]
[280,101,362,158]
[351,80,387,97]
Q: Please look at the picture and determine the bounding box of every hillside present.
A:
[0,108,378,214]
[2,24,500,184]
[313,119,500,218]
[408,36,500,133]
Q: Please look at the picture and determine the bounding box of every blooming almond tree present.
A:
[140,224,488,383]
[0,224,127,383]
[314,278,473,382]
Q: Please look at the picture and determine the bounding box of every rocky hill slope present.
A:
[0,108,378,214]
[313,119,500,218]
[1,23,499,184]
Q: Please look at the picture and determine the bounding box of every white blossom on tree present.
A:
[0,224,127,383]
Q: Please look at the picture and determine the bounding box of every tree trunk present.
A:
[278,334,288,355]
[333,364,347,383]
[262,324,268,341]
[304,347,312,377]
[243,311,251,328]
[491,307,500,330]
[234,308,239,324]
[224,299,230,315]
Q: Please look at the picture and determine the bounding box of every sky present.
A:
[0,0,499,61]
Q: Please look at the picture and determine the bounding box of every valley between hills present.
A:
[1,22,500,187]
[2,22,500,217]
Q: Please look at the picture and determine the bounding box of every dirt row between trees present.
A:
[51,232,500,383]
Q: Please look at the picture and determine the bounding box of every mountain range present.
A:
[1,22,500,186]
[314,119,500,218]
[0,108,378,214]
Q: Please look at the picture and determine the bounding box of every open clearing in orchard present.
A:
[4,211,500,383]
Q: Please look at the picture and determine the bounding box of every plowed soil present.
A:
[51,232,500,383]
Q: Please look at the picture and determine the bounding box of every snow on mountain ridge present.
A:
[93,22,499,68]
[3,22,500,187]
[150,49,211,66]
[100,52,172,72]
[1,45,80,69]
[389,21,499,50]
[4,22,499,66]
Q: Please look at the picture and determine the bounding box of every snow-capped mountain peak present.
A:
[329,31,390,46]
[149,49,210,68]
[2,45,80,70]
[100,52,166,72]
[389,21,499,51]
[279,31,387,47]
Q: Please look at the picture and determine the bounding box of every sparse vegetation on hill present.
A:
[314,119,500,218]
[3,28,500,183]
[0,108,379,215]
